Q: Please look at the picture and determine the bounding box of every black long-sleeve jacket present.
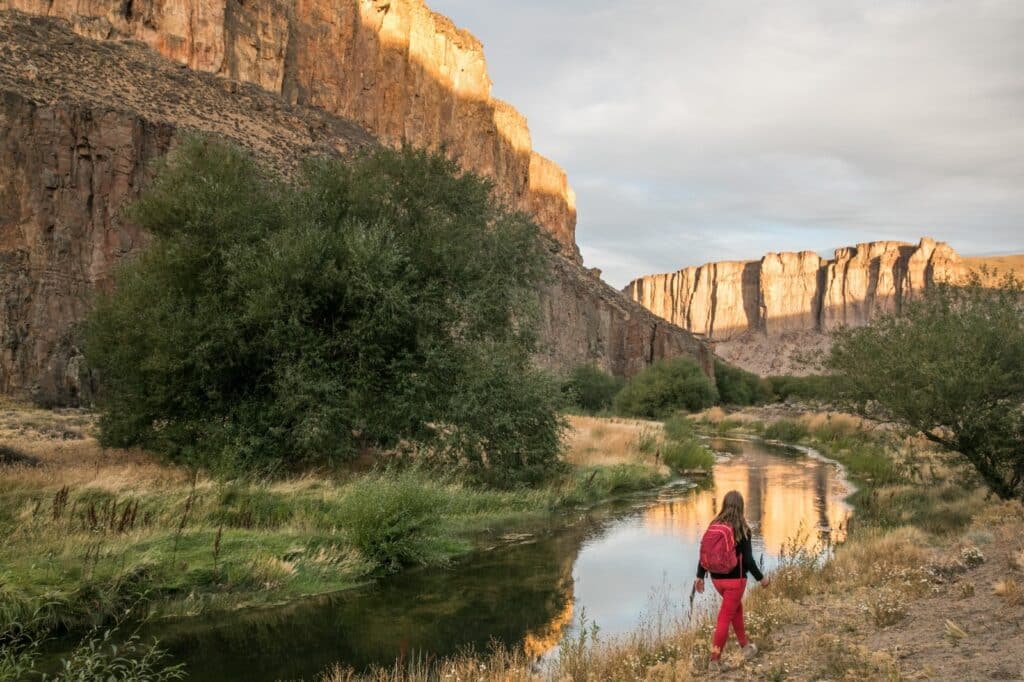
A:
[696,534,764,581]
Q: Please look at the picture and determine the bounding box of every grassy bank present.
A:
[0,406,669,642]
[316,410,1024,681]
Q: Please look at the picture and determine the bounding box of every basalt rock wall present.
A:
[0,0,578,253]
[0,12,710,404]
[625,238,967,341]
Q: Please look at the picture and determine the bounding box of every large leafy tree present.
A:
[828,273,1024,500]
[612,357,718,418]
[86,137,564,480]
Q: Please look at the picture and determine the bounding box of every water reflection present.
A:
[643,440,849,553]
[110,438,850,680]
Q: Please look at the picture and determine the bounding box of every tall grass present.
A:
[339,470,465,571]
[762,419,809,442]
[661,440,715,472]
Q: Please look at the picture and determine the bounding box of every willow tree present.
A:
[85,137,564,482]
[828,273,1024,501]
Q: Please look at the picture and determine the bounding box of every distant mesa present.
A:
[623,238,1007,376]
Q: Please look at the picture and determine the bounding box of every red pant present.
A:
[710,578,748,660]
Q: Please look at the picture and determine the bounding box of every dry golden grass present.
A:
[0,400,192,493]
[964,254,1024,279]
[992,579,1023,607]
[562,415,666,472]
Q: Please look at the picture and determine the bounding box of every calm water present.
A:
[123,438,852,680]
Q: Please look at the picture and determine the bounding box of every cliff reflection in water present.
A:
[642,440,850,554]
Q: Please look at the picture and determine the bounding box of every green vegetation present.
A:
[1,626,185,681]
[762,418,810,442]
[85,138,563,482]
[0,454,672,640]
[559,464,670,507]
[829,273,1024,501]
[612,358,718,418]
[764,374,836,402]
[659,415,715,472]
[561,364,624,413]
[317,412,1012,681]
[661,438,715,471]
[662,414,695,441]
[714,360,771,406]
[337,470,466,572]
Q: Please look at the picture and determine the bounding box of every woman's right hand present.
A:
[695,578,705,593]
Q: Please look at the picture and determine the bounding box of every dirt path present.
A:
[715,510,1024,681]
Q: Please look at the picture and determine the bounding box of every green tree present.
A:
[612,357,718,418]
[714,360,771,406]
[562,364,624,412]
[85,137,564,480]
[828,273,1024,501]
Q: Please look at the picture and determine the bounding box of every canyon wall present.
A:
[625,239,967,374]
[0,12,710,404]
[0,0,578,254]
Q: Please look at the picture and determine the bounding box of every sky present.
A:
[428,0,1024,288]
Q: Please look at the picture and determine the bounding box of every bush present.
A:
[561,465,667,506]
[829,273,1024,501]
[763,419,809,443]
[339,470,459,572]
[662,415,695,441]
[562,364,624,412]
[661,439,715,472]
[85,138,564,480]
[765,375,836,403]
[612,358,718,418]
[714,361,771,406]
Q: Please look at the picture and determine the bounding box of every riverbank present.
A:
[319,409,1024,681]
[0,404,675,641]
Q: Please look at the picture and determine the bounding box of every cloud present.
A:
[429,0,1024,287]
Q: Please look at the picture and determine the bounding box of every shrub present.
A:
[765,375,836,402]
[85,138,564,480]
[829,273,1024,501]
[339,470,458,572]
[562,465,666,506]
[661,439,715,472]
[714,361,770,406]
[662,415,695,441]
[612,358,718,418]
[763,419,809,443]
[562,364,624,413]
[636,428,659,454]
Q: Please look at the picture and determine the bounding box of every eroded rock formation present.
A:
[0,0,578,253]
[0,11,709,404]
[625,239,967,373]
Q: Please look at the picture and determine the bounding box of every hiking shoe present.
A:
[742,643,759,660]
[708,659,723,674]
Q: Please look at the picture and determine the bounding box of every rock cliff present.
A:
[0,11,710,404]
[625,239,967,374]
[0,0,578,254]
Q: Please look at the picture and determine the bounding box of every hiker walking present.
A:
[695,490,770,672]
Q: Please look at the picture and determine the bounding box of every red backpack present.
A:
[700,522,739,574]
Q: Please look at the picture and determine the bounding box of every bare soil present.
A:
[715,508,1024,681]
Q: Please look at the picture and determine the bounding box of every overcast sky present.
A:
[429,0,1024,287]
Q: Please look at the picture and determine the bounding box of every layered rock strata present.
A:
[0,0,578,253]
[625,239,967,342]
[0,12,710,404]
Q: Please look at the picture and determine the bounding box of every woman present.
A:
[695,490,770,671]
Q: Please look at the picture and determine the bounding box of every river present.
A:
[127,437,852,680]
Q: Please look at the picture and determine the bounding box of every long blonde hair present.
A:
[713,490,750,540]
